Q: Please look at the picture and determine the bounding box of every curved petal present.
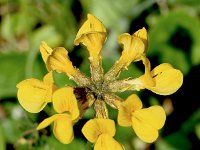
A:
[131,106,166,143]
[118,34,145,65]
[74,14,106,45]
[133,106,166,129]
[148,63,183,95]
[151,63,173,74]
[40,41,53,71]
[46,47,76,76]
[132,116,158,143]
[37,114,60,130]
[140,56,155,87]
[53,114,74,144]
[52,87,79,121]
[74,14,106,58]
[133,27,148,51]
[82,119,115,143]
[118,94,142,127]
[94,134,123,150]
[17,79,51,113]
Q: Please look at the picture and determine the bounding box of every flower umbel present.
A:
[17,14,183,148]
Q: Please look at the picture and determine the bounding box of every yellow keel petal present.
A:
[82,119,115,143]
[53,114,74,144]
[52,87,79,121]
[94,134,123,150]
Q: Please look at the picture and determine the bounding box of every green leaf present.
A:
[0,125,6,150]
[195,123,200,140]
[159,45,190,75]
[43,136,86,150]
[53,71,76,87]
[164,131,192,150]
[115,125,134,142]
[148,10,200,71]
[0,52,44,98]
[0,53,26,98]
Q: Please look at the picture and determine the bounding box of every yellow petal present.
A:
[118,33,145,65]
[43,71,54,84]
[131,106,166,143]
[74,14,106,45]
[118,94,142,127]
[147,63,183,95]
[47,47,77,76]
[52,87,79,121]
[37,114,60,130]
[74,14,106,58]
[53,114,74,144]
[94,134,123,150]
[133,27,148,51]
[140,56,155,87]
[132,116,158,143]
[133,106,166,129]
[151,63,172,74]
[82,119,115,143]
[40,41,53,71]
[17,79,51,113]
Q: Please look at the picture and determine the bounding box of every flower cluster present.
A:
[17,14,183,149]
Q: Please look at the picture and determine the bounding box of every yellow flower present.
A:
[82,119,123,150]
[104,28,147,81]
[37,87,79,144]
[118,94,166,143]
[118,27,147,65]
[16,72,55,113]
[127,59,183,95]
[74,14,106,59]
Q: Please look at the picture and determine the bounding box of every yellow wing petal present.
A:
[132,116,158,143]
[148,63,183,95]
[82,119,116,143]
[131,106,166,143]
[118,94,142,127]
[53,114,74,144]
[52,87,79,121]
[37,114,60,130]
[39,41,53,67]
[17,79,50,113]
[94,134,123,150]
[133,27,148,51]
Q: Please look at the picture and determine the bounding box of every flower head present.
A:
[16,14,183,148]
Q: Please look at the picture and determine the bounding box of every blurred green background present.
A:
[0,0,200,149]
